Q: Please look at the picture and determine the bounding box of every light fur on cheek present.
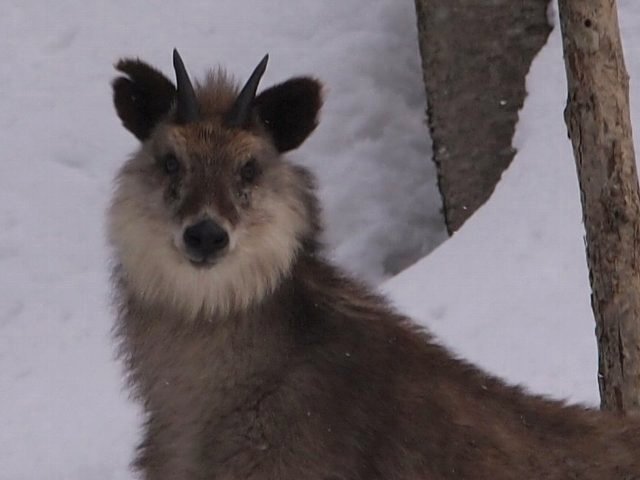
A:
[107,175,309,320]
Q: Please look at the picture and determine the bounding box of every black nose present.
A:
[183,219,229,259]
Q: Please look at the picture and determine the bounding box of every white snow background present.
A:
[1,1,639,479]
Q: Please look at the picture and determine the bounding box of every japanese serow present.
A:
[108,50,640,479]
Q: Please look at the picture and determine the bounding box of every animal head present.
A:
[108,50,323,318]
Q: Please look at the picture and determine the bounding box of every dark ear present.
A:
[253,77,323,152]
[112,59,176,141]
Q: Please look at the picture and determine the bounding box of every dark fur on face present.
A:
[109,53,640,480]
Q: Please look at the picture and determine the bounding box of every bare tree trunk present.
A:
[413,0,551,233]
[558,0,640,413]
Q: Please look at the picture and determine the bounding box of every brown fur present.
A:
[109,55,640,480]
[113,59,177,140]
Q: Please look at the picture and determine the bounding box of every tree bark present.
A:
[558,0,640,413]
[414,0,551,233]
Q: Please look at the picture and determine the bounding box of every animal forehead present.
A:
[165,123,259,161]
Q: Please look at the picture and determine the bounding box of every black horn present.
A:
[225,54,269,128]
[173,49,199,124]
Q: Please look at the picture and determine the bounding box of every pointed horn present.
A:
[225,54,269,128]
[172,49,199,124]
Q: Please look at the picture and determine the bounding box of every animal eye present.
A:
[162,154,180,175]
[240,158,259,183]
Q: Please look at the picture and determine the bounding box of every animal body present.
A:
[109,50,640,480]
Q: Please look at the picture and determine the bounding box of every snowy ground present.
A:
[2,1,640,479]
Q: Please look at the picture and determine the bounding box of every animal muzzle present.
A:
[182,218,229,265]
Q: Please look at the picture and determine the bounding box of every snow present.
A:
[385,0,640,407]
[2,0,640,479]
[385,7,595,405]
